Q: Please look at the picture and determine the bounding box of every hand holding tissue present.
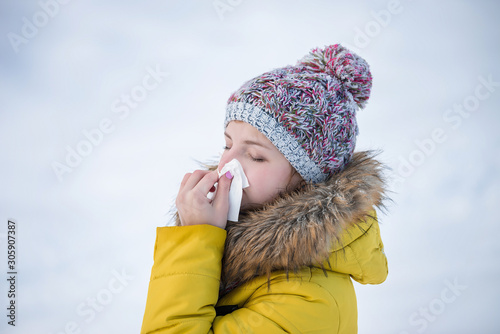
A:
[208,159,249,222]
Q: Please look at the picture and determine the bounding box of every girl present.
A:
[141,44,388,333]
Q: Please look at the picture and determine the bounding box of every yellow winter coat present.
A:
[141,152,388,333]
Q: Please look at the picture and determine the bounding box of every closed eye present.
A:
[251,156,265,162]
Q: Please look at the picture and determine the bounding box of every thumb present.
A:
[213,171,233,212]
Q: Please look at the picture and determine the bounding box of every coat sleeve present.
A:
[141,225,341,334]
[141,225,226,334]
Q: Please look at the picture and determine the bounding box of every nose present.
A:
[217,149,234,172]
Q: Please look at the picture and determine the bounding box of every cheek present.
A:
[244,165,291,204]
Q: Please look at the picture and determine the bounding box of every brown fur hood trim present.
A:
[177,151,387,288]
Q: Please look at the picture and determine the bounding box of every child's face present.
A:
[219,121,303,210]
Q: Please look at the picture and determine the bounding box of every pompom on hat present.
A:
[225,44,373,183]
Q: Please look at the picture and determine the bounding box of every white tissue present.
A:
[207,159,249,222]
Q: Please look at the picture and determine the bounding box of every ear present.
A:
[287,166,304,192]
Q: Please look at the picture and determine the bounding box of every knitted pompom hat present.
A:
[225,44,372,183]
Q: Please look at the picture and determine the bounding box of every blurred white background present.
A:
[0,0,499,333]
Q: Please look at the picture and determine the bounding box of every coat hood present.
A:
[176,151,388,289]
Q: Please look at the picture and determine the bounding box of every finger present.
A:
[213,171,232,211]
[193,170,220,196]
[183,170,211,191]
[179,172,192,190]
[177,173,192,207]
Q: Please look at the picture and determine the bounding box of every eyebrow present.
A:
[224,132,272,150]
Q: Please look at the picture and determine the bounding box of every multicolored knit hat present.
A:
[224,44,372,183]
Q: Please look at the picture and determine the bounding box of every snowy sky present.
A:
[0,0,499,333]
